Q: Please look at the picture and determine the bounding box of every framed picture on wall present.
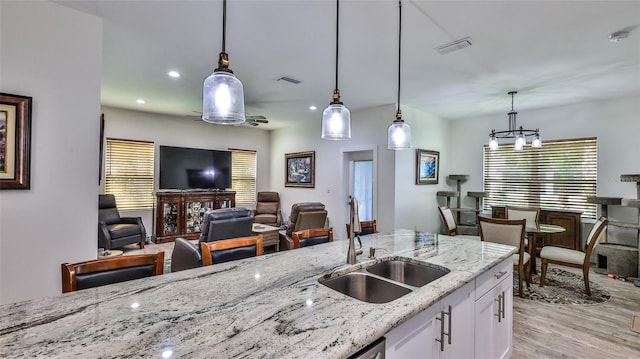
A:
[0,93,32,190]
[285,151,315,188]
[416,149,439,185]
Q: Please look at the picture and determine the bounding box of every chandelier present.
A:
[488,91,541,151]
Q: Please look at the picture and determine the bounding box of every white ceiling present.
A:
[54,0,640,130]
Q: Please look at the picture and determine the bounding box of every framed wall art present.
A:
[0,93,32,190]
[416,149,439,185]
[285,151,315,188]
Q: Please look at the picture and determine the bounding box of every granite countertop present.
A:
[0,229,515,358]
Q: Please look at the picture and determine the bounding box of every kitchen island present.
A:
[0,229,515,358]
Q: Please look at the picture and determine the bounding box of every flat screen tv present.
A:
[159,146,231,190]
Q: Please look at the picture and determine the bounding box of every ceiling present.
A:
[54,0,640,130]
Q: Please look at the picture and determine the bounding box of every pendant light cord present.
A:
[335,0,340,91]
[397,0,402,113]
[222,0,227,53]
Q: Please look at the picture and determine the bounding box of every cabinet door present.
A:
[185,199,215,233]
[474,273,513,359]
[157,196,182,236]
[385,300,441,359]
[441,280,475,359]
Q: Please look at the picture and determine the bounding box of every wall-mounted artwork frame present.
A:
[285,151,315,188]
[0,93,32,190]
[416,149,439,185]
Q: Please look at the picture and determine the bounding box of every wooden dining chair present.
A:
[478,216,530,297]
[345,220,377,237]
[292,228,334,249]
[61,252,164,293]
[437,206,458,235]
[540,216,608,296]
[200,235,263,266]
[506,205,541,273]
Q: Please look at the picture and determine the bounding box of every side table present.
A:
[252,223,280,253]
[98,249,123,259]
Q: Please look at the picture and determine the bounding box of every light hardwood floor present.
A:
[512,264,640,359]
[123,243,640,358]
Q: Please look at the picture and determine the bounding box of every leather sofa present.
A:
[171,207,254,272]
[279,202,328,250]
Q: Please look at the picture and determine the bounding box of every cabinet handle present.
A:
[501,290,506,320]
[494,293,503,323]
[494,271,508,279]
[435,310,446,352]
[445,305,452,345]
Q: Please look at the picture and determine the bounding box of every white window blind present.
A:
[230,149,257,207]
[483,137,597,219]
[105,138,155,210]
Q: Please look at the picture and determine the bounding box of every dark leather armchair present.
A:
[61,252,164,293]
[98,194,146,250]
[252,192,282,227]
[279,202,328,250]
[171,207,254,272]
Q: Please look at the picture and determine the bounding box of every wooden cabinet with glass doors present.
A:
[155,190,236,243]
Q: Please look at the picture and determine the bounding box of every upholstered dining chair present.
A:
[478,216,530,297]
[506,205,541,273]
[437,206,458,236]
[345,220,377,238]
[292,228,334,249]
[200,235,263,266]
[61,252,164,293]
[540,216,608,296]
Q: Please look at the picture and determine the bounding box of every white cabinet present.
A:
[475,257,513,359]
[385,256,513,359]
[385,280,475,359]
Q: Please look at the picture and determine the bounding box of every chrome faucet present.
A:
[347,196,363,264]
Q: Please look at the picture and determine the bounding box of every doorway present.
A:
[344,147,377,232]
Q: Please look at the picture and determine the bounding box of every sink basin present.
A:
[320,272,412,303]
[366,260,449,287]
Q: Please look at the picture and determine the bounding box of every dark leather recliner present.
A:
[252,192,282,227]
[279,202,328,250]
[98,194,146,250]
[171,207,254,272]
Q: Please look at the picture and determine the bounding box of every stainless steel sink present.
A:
[366,260,449,287]
[320,272,412,303]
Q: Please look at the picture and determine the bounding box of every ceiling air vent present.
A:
[276,76,301,84]
[435,37,473,54]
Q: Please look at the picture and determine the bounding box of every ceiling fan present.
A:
[188,112,269,127]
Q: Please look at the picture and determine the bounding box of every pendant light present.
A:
[202,0,246,125]
[388,0,411,150]
[321,0,351,140]
[488,91,541,151]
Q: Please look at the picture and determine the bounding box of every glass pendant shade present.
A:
[387,120,412,149]
[531,132,542,148]
[489,133,499,150]
[202,70,246,124]
[321,102,351,140]
[514,132,526,151]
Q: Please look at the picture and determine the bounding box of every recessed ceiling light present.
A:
[609,30,630,42]
[309,105,317,111]
[167,71,180,78]
[136,99,145,104]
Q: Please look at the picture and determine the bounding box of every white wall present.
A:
[271,104,451,239]
[101,106,272,235]
[0,2,102,304]
[448,95,640,246]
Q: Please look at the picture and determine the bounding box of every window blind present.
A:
[105,138,155,210]
[483,137,597,219]
[230,149,257,207]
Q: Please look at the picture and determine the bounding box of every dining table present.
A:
[526,224,566,274]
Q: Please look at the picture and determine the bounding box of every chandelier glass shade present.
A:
[387,0,411,150]
[488,91,541,151]
[321,0,351,140]
[202,0,246,125]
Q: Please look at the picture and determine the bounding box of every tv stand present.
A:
[154,190,236,243]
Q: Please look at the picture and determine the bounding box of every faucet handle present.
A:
[369,247,376,259]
